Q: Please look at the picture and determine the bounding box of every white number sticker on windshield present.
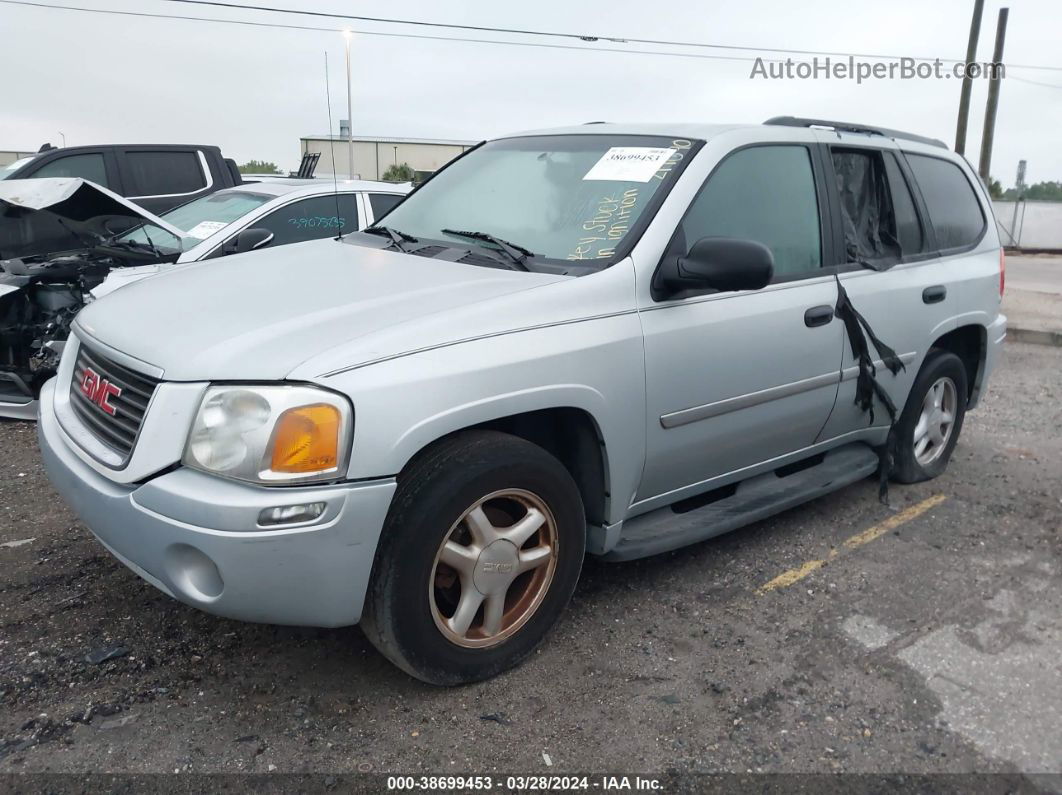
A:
[184,220,228,239]
[582,147,677,183]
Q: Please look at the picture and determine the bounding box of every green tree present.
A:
[237,159,281,175]
[1024,181,1062,201]
[381,162,416,182]
[987,177,1005,200]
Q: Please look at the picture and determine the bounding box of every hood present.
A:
[74,238,567,381]
[0,177,184,260]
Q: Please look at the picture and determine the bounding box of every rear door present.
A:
[814,137,979,440]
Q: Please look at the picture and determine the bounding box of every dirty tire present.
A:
[360,430,585,686]
[891,349,968,484]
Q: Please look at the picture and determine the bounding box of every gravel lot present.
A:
[0,342,1059,787]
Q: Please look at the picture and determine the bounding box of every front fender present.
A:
[393,382,609,462]
[323,315,647,526]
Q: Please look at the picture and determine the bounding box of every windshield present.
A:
[376,134,697,265]
[0,156,37,180]
[117,189,274,253]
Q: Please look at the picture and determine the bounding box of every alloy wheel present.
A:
[429,489,558,648]
[913,376,958,467]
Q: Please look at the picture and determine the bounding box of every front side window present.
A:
[374,135,695,266]
[905,154,986,251]
[678,145,822,279]
[116,189,275,253]
[248,194,360,247]
[126,150,205,196]
[32,153,109,187]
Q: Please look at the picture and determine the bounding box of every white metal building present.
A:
[299,134,476,182]
[0,150,34,168]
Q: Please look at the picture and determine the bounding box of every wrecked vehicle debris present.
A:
[0,177,410,418]
[0,178,184,419]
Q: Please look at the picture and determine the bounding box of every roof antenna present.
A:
[324,51,343,242]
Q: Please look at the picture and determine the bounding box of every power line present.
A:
[0,0,804,64]
[5,0,1062,74]
[1011,75,1062,90]
[158,0,1062,73]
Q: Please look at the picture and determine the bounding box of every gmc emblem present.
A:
[79,367,121,416]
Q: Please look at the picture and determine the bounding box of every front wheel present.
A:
[891,349,969,483]
[360,430,585,685]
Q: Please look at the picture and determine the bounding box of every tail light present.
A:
[999,247,1006,298]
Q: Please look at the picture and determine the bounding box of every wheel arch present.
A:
[393,398,612,530]
[929,324,987,406]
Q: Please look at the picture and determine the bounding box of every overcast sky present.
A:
[2,0,1060,185]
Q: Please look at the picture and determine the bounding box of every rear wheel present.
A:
[891,350,968,483]
[360,430,585,685]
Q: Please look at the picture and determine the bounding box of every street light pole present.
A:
[343,29,354,180]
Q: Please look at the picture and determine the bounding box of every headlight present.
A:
[183,385,353,484]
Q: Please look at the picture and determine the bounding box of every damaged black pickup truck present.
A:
[0,178,185,418]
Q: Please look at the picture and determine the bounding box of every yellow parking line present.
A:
[756,494,948,595]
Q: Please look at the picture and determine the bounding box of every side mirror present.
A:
[224,228,274,255]
[658,237,774,296]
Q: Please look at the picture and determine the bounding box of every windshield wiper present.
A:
[363,225,418,253]
[441,229,534,271]
[107,238,162,257]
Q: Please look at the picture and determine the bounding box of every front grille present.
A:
[69,344,160,462]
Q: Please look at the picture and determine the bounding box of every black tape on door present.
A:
[833,273,905,503]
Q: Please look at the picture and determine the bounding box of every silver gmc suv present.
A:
[38,119,1007,685]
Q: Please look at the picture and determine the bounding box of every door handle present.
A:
[804,305,834,327]
[923,285,947,304]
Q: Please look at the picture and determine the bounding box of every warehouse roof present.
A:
[301,135,478,146]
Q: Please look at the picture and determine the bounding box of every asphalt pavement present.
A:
[0,343,1059,789]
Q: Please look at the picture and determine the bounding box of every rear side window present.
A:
[905,154,986,250]
[678,145,822,278]
[248,194,360,248]
[126,150,206,196]
[883,154,924,255]
[368,192,403,220]
[831,148,924,263]
[31,153,109,187]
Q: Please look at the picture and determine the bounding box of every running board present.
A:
[603,443,880,562]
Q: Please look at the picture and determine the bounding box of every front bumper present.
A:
[0,397,38,420]
[38,379,396,628]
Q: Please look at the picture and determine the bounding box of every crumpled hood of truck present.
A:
[73,238,570,381]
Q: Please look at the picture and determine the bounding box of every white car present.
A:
[0,177,410,417]
[93,178,412,297]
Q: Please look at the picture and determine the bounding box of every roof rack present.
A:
[763,116,949,150]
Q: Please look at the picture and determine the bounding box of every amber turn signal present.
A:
[270,404,341,474]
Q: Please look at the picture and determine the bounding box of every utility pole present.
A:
[954,0,984,154]
[978,7,1009,181]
